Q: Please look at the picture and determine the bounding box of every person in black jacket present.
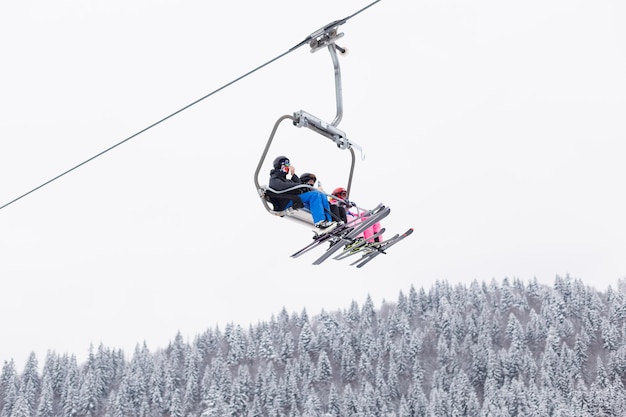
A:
[268,156,335,229]
[300,172,347,224]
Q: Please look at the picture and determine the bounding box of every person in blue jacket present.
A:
[268,156,336,229]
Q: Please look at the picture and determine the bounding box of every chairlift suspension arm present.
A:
[309,24,346,127]
[329,43,344,127]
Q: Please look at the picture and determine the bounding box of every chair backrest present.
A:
[263,187,304,211]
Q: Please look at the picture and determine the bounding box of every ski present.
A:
[290,225,351,258]
[312,206,392,265]
[290,204,385,258]
[311,203,386,239]
[290,214,363,258]
[348,233,399,265]
[332,227,387,260]
[351,228,414,268]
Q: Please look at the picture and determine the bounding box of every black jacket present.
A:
[268,169,303,211]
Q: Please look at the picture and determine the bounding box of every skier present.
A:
[268,156,336,229]
[331,187,382,242]
[299,172,320,190]
[300,172,345,224]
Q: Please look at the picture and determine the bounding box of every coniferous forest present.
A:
[2,276,626,417]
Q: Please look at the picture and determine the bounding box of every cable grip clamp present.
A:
[308,23,345,53]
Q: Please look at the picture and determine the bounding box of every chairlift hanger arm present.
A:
[297,21,365,160]
[308,23,347,128]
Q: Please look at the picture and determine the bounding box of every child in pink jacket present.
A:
[330,187,383,243]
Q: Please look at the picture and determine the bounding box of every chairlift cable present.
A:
[0,0,381,213]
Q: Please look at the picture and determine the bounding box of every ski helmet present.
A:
[332,187,347,197]
[273,155,290,169]
[300,173,317,184]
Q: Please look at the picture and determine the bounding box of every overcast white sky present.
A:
[1,0,625,369]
